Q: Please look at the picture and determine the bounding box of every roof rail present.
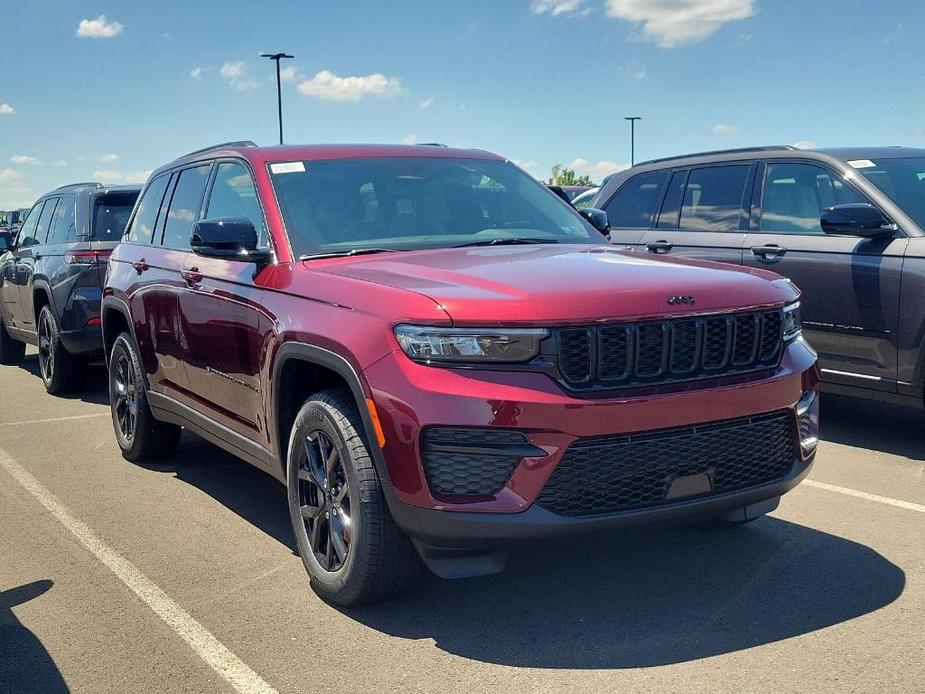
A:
[55,182,104,191]
[636,145,797,167]
[416,142,448,147]
[180,140,258,159]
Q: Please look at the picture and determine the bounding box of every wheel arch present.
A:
[31,281,54,322]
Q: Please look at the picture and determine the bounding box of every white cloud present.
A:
[52,160,68,167]
[419,97,434,109]
[279,65,299,82]
[531,0,589,16]
[297,70,402,101]
[567,158,628,181]
[401,134,418,145]
[76,15,124,39]
[791,140,817,149]
[712,123,738,135]
[512,160,543,176]
[0,168,34,208]
[10,154,40,166]
[125,170,153,184]
[220,61,259,92]
[100,153,119,163]
[0,103,14,115]
[92,169,124,182]
[0,168,23,183]
[190,66,203,80]
[605,0,754,47]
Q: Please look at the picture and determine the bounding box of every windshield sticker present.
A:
[270,161,306,174]
[847,159,877,169]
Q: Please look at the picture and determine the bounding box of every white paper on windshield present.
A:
[270,161,306,174]
[847,159,876,169]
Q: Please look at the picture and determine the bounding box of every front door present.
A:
[9,198,57,332]
[742,160,905,391]
[1,202,42,330]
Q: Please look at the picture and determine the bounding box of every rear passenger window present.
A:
[679,165,750,231]
[760,162,867,235]
[33,198,59,246]
[206,162,267,244]
[161,165,211,249]
[47,195,75,244]
[656,170,687,228]
[603,170,668,228]
[15,203,45,248]
[126,173,171,245]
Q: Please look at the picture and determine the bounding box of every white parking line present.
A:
[0,445,279,694]
[804,479,925,513]
[0,412,109,427]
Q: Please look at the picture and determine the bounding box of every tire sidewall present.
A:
[38,305,64,391]
[108,334,146,456]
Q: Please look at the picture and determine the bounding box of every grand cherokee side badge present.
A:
[667,295,695,305]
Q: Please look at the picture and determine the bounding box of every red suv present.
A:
[102,142,819,605]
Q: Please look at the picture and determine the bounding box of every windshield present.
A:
[92,192,138,240]
[268,157,602,257]
[852,157,925,230]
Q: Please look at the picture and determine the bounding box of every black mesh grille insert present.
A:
[554,309,783,391]
[536,412,796,517]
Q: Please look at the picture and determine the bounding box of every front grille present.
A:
[536,412,796,517]
[555,309,783,392]
[421,427,543,497]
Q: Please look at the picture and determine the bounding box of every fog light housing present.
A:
[796,390,819,458]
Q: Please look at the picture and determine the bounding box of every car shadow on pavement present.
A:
[0,580,68,693]
[820,393,925,461]
[16,353,110,407]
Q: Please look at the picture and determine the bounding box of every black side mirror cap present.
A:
[190,218,271,263]
[579,207,611,237]
[820,203,896,238]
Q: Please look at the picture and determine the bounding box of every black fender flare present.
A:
[268,342,391,484]
[31,278,56,322]
[100,295,148,382]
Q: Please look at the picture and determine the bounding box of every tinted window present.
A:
[0,233,10,251]
[47,195,76,244]
[852,157,925,230]
[206,162,267,244]
[32,198,59,246]
[125,173,171,244]
[16,203,45,247]
[92,192,139,241]
[603,170,669,229]
[679,165,750,231]
[161,165,210,249]
[656,170,687,228]
[760,162,867,235]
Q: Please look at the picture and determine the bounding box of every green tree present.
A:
[551,166,594,186]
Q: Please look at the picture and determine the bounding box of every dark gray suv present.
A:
[595,145,925,408]
[0,182,140,393]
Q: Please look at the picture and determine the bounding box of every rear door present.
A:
[639,162,754,264]
[742,160,905,391]
[601,169,669,249]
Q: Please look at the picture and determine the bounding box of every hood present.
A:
[311,245,797,325]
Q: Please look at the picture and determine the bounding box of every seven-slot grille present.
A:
[556,309,783,391]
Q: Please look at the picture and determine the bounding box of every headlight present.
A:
[783,301,802,342]
[394,325,548,364]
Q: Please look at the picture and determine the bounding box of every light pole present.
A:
[624,116,641,166]
[261,52,295,145]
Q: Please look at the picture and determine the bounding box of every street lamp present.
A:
[624,116,641,166]
[261,52,295,145]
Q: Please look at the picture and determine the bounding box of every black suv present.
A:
[0,183,140,393]
[595,146,925,409]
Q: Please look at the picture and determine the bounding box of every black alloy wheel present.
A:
[111,350,137,442]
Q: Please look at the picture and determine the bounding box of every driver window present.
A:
[206,162,268,245]
[760,163,867,235]
[15,201,47,248]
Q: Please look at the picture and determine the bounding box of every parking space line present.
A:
[804,479,925,513]
[0,445,280,694]
[0,413,109,427]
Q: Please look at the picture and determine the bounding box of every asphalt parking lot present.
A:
[1,347,923,694]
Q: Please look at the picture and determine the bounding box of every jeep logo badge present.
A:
[667,295,695,305]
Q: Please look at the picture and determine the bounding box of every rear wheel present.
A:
[287,389,420,606]
[108,332,181,461]
[37,304,78,395]
[0,316,25,364]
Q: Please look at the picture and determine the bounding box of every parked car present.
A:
[0,229,11,253]
[0,183,140,393]
[571,186,599,210]
[102,141,817,605]
[595,145,925,408]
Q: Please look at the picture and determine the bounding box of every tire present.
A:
[37,304,78,395]
[0,316,25,365]
[108,332,181,462]
[287,389,421,606]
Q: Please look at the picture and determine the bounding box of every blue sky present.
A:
[0,0,922,208]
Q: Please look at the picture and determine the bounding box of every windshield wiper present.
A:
[299,248,399,260]
[453,237,559,248]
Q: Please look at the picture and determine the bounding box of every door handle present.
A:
[750,244,787,259]
[181,268,203,286]
[646,240,674,254]
[132,258,150,273]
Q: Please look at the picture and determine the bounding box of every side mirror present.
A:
[190,218,271,263]
[820,203,896,238]
[579,207,611,237]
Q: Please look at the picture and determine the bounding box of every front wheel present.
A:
[287,390,420,606]
[108,332,181,461]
